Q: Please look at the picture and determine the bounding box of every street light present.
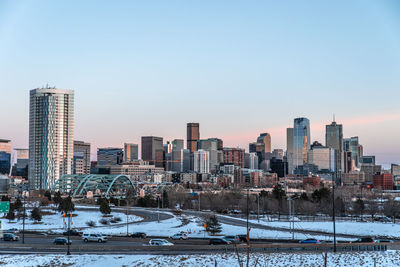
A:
[67,191,72,256]
[332,172,337,252]
[22,191,26,244]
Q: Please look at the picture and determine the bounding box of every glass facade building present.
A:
[29,88,74,190]
[293,117,311,171]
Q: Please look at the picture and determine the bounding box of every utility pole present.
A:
[332,172,337,252]
[246,188,249,234]
[126,201,129,237]
[288,197,292,239]
[257,194,259,222]
[22,191,25,244]
[198,193,201,212]
[67,191,71,256]
[157,196,160,223]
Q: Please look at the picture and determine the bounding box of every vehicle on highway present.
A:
[82,233,108,243]
[170,233,188,240]
[4,228,19,234]
[351,237,375,243]
[63,229,83,236]
[237,234,248,243]
[224,235,240,244]
[131,232,147,239]
[3,233,19,241]
[209,238,231,245]
[376,239,393,243]
[54,237,72,245]
[149,239,174,246]
[299,239,321,244]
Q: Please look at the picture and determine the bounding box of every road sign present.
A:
[0,202,10,213]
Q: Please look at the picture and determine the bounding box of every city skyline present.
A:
[1,1,400,166]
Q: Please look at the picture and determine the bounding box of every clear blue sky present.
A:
[1,0,399,166]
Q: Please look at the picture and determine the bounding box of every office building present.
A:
[197,138,223,171]
[286,128,294,174]
[29,87,74,190]
[73,141,90,174]
[15,148,29,178]
[171,148,190,172]
[223,148,245,168]
[97,148,123,166]
[343,137,363,168]
[360,156,375,165]
[343,151,353,173]
[0,139,11,175]
[293,117,311,171]
[172,139,184,151]
[325,120,343,175]
[360,164,381,184]
[245,153,259,170]
[270,158,288,178]
[141,136,164,167]
[193,149,210,174]
[307,146,335,172]
[373,173,393,190]
[187,123,200,153]
[124,143,138,162]
[257,133,272,153]
[272,149,284,160]
[342,171,366,185]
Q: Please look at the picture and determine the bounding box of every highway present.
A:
[0,234,394,255]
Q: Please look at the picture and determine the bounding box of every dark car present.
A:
[299,238,321,244]
[237,234,249,243]
[376,239,393,243]
[4,228,19,234]
[209,238,231,245]
[351,237,375,243]
[3,233,19,241]
[224,235,240,244]
[131,232,147,239]
[54,237,72,245]
[63,229,83,236]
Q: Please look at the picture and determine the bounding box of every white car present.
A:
[149,239,174,246]
[82,233,108,243]
[170,233,188,240]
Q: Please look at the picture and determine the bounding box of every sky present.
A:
[0,0,399,166]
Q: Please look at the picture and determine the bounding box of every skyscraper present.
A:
[187,123,200,153]
[257,133,272,153]
[73,141,91,174]
[124,143,138,162]
[15,148,29,178]
[141,136,164,168]
[343,137,363,168]
[97,148,123,166]
[293,117,310,171]
[326,120,343,175]
[193,149,210,174]
[29,87,74,190]
[0,139,11,175]
[286,128,294,174]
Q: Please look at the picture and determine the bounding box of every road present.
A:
[0,234,393,255]
[183,210,364,239]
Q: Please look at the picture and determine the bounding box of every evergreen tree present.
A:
[6,204,15,221]
[53,191,62,204]
[14,198,23,211]
[206,215,222,235]
[31,207,42,222]
[44,191,52,201]
[58,196,75,214]
[100,200,111,215]
[162,190,169,208]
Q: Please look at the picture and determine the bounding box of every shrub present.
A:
[99,218,109,225]
[86,220,96,227]
[31,207,42,222]
[100,201,111,215]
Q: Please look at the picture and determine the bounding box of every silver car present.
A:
[149,239,174,246]
[82,233,108,243]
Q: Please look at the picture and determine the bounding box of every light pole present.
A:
[157,196,160,223]
[332,172,337,252]
[198,193,201,212]
[67,191,71,256]
[22,192,26,244]
[246,188,249,236]
[257,194,259,222]
[126,201,129,237]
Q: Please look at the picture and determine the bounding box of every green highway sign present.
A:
[0,202,10,213]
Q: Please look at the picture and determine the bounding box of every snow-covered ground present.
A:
[128,212,344,241]
[230,215,400,239]
[1,207,142,234]
[0,251,399,267]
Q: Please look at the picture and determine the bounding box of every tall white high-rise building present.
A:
[29,87,74,190]
[193,149,210,174]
